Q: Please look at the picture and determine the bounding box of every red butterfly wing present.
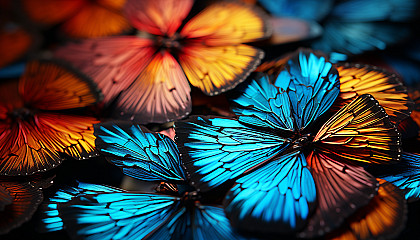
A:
[299,151,378,238]
[124,0,193,36]
[0,181,43,234]
[55,37,156,104]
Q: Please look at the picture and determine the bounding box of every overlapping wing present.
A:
[55,37,156,103]
[39,182,122,232]
[275,50,340,131]
[116,51,191,123]
[176,116,290,191]
[327,179,407,240]
[180,1,270,45]
[124,0,193,36]
[298,151,378,238]
[230,75,294,131]
[94,122,185,182]
[224,151,316,233]
[314,94,402,164]
[0,112,98,175]
[334,63,413,123]
[0,21,33,68]
[179,43,264,96]
[0,181,43,234]
[58,192,182,240]
[372,152,420,201]
[19,60,101,110]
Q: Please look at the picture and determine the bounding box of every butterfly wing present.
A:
[94,122,186,182]
[19,60,101,110]
[0,21,34,68]
[191,204,248,240]
[258,0,333,21]
[0,181,43,234]
[327,179,407,240]
[58,192,182,240]
[40,182,123,232]
[371,152,420,201]
[334,63,414,123]
[116,51,191,124]
[60,0,131,38]
[54,37,156,104]
[224,151,316,233]
[298,151,378,238]
[0,112,98,175]
[176,116,290,191]
[180,1,270,45]
[274,49,340,131]
[124,0,193,36]
[314,94,402,164]
[230,75,294,131]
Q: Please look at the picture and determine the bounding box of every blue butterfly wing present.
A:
[230,75,295,131]
[331,0,418,22]
[94,122,185,182]
[372,152,420,201]
[176,116,290,191]
[40,182,123,232]
[312,21,411,55]
[275,50,340,130]
[192,204,249,240]
[224,151,316,233]
[58,192,182,240]
[258,0,333,21]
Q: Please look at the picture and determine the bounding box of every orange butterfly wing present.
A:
[19,60,101,110]
[328,179,406,240]
[124,0,193,36]
[314,94,402,164]
[21,0,84,26]
[408,89,420,129]
[60,0,130,38]
[179,44,264,95]
[55,37,156,104]
[0,21,33,68]
[335,64,414,123]
[116,51,191,123]
[180,2,270,45]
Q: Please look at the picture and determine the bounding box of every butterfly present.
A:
[40,122,249,239]
[55,0,270,124]
[326,178,407,240]
[20,0,131,38]
[0,176,53,235]
[176,49,403,237]
[0,60,101,176]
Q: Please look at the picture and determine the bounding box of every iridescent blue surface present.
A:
[95,122,185,182]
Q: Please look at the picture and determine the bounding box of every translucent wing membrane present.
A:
[224,151,316,233]
[335,64,414,123]
[116,51,191,124]
[230,75,295,131]
[275,50,340,131]
[55,37,156,104]
[328,179,407,240]
[20,60,101,110]
[94,122,185,182]
[0,182,43,234]
[299,151,378,238]
[179,44,264,96]
[59,192,181,240]
[40,182,122,232]
[372,152,420,201]
[314,94,402,164]
[124,0,193,36]
[176,116,290,191]
[180,1,270,45]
